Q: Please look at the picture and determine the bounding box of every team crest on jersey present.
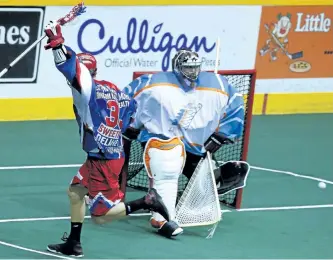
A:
[171,102,203,130]
[96,123,121,141]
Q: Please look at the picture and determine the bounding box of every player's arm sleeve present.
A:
[53,45,93,104]
[120,97,137,132]
[217,79,245,140]
[122,74,152,130]
[51,45,77,82]
[121,98,141,140]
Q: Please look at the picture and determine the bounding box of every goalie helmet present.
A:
[172,48,202,83]
[77,53,97,77]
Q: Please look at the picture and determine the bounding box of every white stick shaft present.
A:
[0,68,9,78]
[206,151,222,219]
[0,35,46,78]
[214,37,220,74]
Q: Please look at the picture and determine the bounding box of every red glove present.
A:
[44,21,65,50]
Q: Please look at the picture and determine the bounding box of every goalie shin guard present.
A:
[144,137,186,236]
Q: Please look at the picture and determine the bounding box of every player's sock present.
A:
[68,222,82,242]
[125,197,145,215]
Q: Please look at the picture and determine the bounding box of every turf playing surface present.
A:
[0,114,332,258]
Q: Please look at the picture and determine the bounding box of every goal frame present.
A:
[120,69,256,209]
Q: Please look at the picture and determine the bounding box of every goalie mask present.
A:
[172,49,201,84]
[77,53,97,77]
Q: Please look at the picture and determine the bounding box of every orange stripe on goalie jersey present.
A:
[133,83,179,98]
[144,137,185,178]
[196,87,228,96]
[179,136,202,147]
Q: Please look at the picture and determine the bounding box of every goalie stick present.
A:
[174,151,222,238]
[0,2,86,79]
[264,24,303,60]
[205,151,222,238]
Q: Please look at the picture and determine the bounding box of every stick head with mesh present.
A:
[175,156,222,228]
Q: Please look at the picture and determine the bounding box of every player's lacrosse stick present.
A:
[0,2,86,78]
[263,24,303,60]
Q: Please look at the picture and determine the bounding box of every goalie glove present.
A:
[214,161,250,195]
[204,132,234,154]
[44,20,68,64]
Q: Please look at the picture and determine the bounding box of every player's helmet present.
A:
[77,53,97,77]
[172,48,201,82]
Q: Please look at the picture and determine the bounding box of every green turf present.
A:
[0,114,332,259]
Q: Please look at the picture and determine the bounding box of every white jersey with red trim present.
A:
[123,71,244,156]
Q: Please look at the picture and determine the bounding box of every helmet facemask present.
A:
[172,49,202,84]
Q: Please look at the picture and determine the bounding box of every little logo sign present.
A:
[295,13,331,32]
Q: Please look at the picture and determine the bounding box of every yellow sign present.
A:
[0,0,332,6]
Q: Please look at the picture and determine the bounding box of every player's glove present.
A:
[44,20,68,64]
[44,20,65,50]
[204,132,234,153]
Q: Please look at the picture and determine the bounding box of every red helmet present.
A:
[77,53,97,77]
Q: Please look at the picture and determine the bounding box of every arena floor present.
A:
[0,114,332,259]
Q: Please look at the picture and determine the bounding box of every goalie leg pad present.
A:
[144,137,186,222]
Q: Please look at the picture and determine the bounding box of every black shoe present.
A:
[46,232,84,257]
[144,188,170,222]
[158,220,184,238]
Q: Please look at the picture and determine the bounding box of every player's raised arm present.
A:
[44,21,93,99]
[44,21,75,80]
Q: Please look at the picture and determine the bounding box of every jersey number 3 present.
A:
[105,100,123,128]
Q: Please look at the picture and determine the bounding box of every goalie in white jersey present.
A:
[123,48,247,238]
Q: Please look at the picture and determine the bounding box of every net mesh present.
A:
[175,155,222,227]
[124,70,255,208]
